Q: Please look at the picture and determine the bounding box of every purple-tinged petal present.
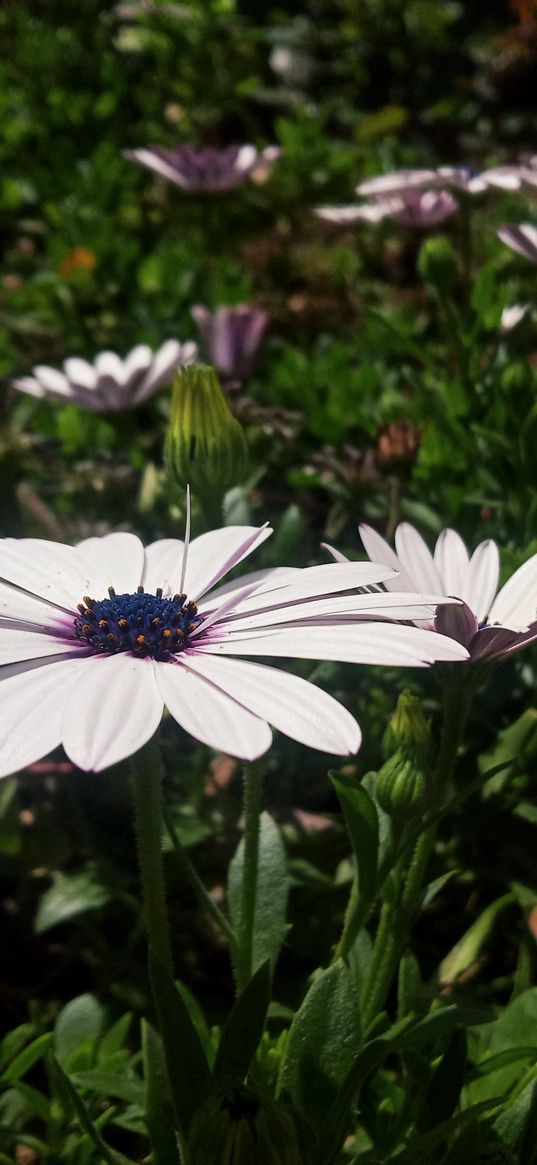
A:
[156,659,272,759]
[142,539,185,596]
[497,225,537,265]
[33,366,74,398]
[464,540,500,623]
[12,376,46,400]
[184,654,361,754]
[214,590,458,633]
[434,528,470,598]
[0,656,90,779]
[0,629,80,666]
[468,625,525,660]
[62,654,163,771]
[481,166,528,191]
[315,203,395,224]
[435,601,479,648]
[184,525,272,601]
[134,338,195,402]
[201,561,399,621]
[488,553,537,630]
[123,147,192,188]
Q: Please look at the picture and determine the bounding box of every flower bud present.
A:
[187,1088,314,1165]
[417,235,458,291]
[165,365,248,499]
[376,747,427,819]
[383,690,432,771]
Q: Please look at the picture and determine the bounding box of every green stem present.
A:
[131,737,173,974]
[235,763,263,992]
[360,676,473,1030]
[163,805,239,961]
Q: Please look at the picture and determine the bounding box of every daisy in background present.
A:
[497,224,537,266]
[11,340,197,413]
[0,519,468,777]
[324,522,537,661]
[191,304,269,384]
[316,190,458,231]
[123,143,281,193]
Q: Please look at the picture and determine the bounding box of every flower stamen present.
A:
[74,589,203,660]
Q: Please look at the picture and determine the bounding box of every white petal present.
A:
[134,339,186,402]
[201,621,469,665]
[321,543,350,564]
[463,541,500,622]
[0,582,70,632]
[395,524,443,592]
[185,654,361,755]
[0,656,90,778]
[12,376,46,399]
[213,590,455,633]
[434,529,470,597]
[184,526,272,601]
[201,561,398,621]
[62,654,163,771]
[142,539,185,596]
[0,629,79,665]
[63,357,98,390]
[33,366,74,398]
[202,567,298,610]
[0,539,106,609]
[124,148,190,188]
[488,553,537,631]
[76,533,145,596]
[156,659,272,760]
[95,351,126,384]
[359,524,417,591]
[356,169,438,197]
[315,204,392,224]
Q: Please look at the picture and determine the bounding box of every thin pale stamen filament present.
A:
[179,484,191,596]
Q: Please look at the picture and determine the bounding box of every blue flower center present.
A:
[74,587,203,660]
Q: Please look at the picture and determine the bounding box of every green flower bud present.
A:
[187,1088,315,1165]
[417,235,458,292]
[376,747,427,819]
[383,689,432,772]
[165,365,248,501]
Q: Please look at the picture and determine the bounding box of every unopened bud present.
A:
[165,365,248,500]
[417,235,458,291]
[376,747,427,819]
[384,690,432,770]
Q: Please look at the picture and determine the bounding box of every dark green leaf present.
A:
[330,774,378,937]
[71,1070,143,1106]
[148,949,213,1139]
[228,811,288,974]
[54,993,105,1069]
[213,960,271,1089]
[422,1028,467,1126]
[48,1053,130,1165]
[1,1033,52,1083]
[278,960,362,1134]
[142,1020,181,1165]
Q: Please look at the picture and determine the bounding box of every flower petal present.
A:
[63,357,98,390]
[435,601,479,648]
[185,654,361,754]
[76,532,145,596]
[183,525,273,601]
[62,654,163,771]
[0,656,90,779]
[142,539,185,596]
[201,562,399,621]
[464,540,500,622]
[433,528,470,597]
[321,543,350,564]
[214,590,455,633]
[395,523,443,592]
[0,629,79,666]
[488,553,537,630]
[155,659,272,760]
[0,539,107,609]
[359,524,417,590]
[200,621,469,664]
[33,366,74,399]
[0,582,71,632]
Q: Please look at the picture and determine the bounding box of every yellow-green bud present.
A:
[417,235,458,291]
[383,690,432,772]
[376,747,427,819]
[165,365,248,500]
[187,1088,314,1165]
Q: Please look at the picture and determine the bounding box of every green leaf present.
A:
[148,949,213,1139]
[277,960,362,1134]
[392,1100,501,1165]
[34,868,115,934]
[1,1033,52,1083]
[468,988,537,1104]
[142,1020,181,1165]
[421,1027,467,1126]
[398,1006,493,1049]
[397,950,424,1020]
[0,1024,35,1073]
[493,1078,537,1160]
[214,960,271,1090]
[228,811,288,975]
[330,774,378,941]
[71,1070,143,1106]
[48,1053,131,1165]
[98,1013,132,1061]
[54,994,105,1069]
[438,894,515,986]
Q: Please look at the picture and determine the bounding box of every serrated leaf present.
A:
[214,960,271,1089]
[277,960,362,1134]
[148,949,213,1139]
[228,811,288,975]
